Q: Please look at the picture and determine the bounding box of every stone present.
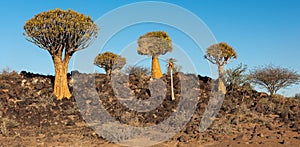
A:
[266,123,274,130]
[258,133,264,137]
[231,116,239,125]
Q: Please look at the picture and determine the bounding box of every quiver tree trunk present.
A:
[105,68,112,82]
[218,65,226,94]
[53,54,72,100]
[151,55,163,79]
[106,69,112,76]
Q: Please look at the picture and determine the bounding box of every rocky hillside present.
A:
[0,71,300,146]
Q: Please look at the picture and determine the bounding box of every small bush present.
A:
[125,66,150,78]
[0,67,18,79]
[226,63,250,90]
[1,67,11,74]
[1,67,17,75]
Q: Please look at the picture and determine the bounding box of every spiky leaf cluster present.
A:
[205,42,237,66]
[94,52,126,72]
[24,8,98,55]
[137,31,173,56]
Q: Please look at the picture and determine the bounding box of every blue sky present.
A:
[0,0,299,96]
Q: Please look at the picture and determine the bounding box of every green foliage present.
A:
[249,64,300,96]
[204,42,237,66]
[125,65,150,78]
[94,52,126,75]
[137,31,173,56]
[23,8,98,55]
[226,63,250,89]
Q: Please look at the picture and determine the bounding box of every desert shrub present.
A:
[0,67,18,75]
[125,66,150,79]
[1,67,12,74]
[226,63,250,90]
[249,65,300,96]
[0,67,19,79]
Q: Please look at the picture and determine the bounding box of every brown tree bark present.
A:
[151,55,163,79]
[53,53,72,100]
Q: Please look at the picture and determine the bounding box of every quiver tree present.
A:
[249,65,300,96]
[205,42,237,94]
[94,51,126,76]
[137,31,173,79]
[23,8,98,100]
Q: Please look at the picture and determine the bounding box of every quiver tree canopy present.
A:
[137,31,173,78]
[23,8,99,100]
[205,42,237,66]
[24,8,98,55]
[137,31,173,56]
[94,52,126,76]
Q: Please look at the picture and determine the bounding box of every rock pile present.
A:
[0,71,300,146]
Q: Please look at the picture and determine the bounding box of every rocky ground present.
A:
[0,71,300,146]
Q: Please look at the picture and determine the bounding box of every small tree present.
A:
[226,63,250,90]
[24,8,98,100]
[205,42,237,94]
[94,52,126,76]
[249,65,300,96]
[166,58,176,101]
[137,31,173,79]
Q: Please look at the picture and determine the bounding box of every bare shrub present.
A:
[125,66,150,79]
[226,63,250,90]
[249,65,300,96]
